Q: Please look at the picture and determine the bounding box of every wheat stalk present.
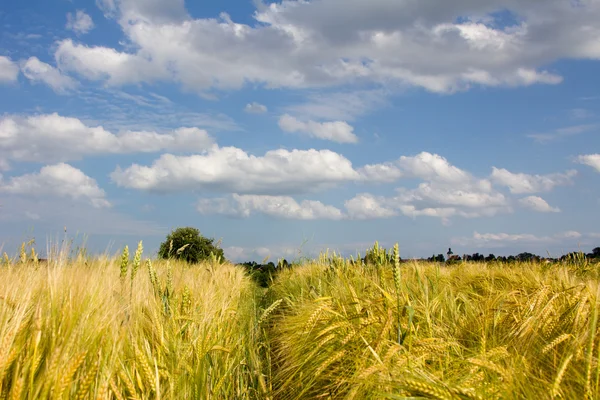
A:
[119,245,129,281]
[552,354,573,398]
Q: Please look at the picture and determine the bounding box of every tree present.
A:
[592,247,600,258]
[469,253,484,262]
[158,227,225,264]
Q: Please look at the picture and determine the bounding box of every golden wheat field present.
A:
[1,241,599,399]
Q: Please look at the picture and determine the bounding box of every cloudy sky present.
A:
[1,0,599,261]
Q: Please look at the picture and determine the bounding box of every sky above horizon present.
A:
[1,0,599,262]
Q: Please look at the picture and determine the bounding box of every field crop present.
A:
[0,242,269,399]
[1,242,599,399]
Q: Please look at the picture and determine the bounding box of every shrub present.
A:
[158,226,225,264]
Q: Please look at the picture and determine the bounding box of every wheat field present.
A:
[1,242,599,399]
[0,242,270,399]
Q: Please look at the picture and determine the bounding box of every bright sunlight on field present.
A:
[1,241,599,399]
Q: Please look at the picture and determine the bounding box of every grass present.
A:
[0,243,271,399]
[1,241,599,399]
[266,254,600,399]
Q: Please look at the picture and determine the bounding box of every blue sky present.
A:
[1,0,599,262]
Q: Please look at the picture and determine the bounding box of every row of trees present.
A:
[427,247,600,263]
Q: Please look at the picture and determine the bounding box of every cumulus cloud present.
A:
[0,56,19,83]
[357,163,403,182]
[244,102,268,114]
[490,167,577,193]
[53,0,599,95]
[395,182,508,210]
[21,57,77,93]
[351,152,511,221]
[0,113,214,165]
[398,152,473,183]
[518,195,560,213]
[97,0,187,24]
[117,149,514,221]
[66,10,95,34]
[115,148,577,223]
[576,154,600,172]
[111,147,360,195]
[278,114,358,143]
[0,163,110,208]
[197,194,345,220]
[358,152,475,184]
[344,193,398,220]
[344,187,510,222]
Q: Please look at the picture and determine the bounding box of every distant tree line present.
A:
[427,247,600,263]
[157,227,600,288]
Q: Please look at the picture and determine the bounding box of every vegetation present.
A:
[265,245,600,399]
[157,226,225,264]
[0,241,270,399]
[1,239,599,399]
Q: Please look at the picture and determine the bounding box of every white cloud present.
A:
[570,108,594,119]
[527,124,598,143]
[490,167,577,193]
[0,113,214,166]
[397,152,473,183]
[113,149,560,223]
[357,163,403,182]
[353,152,512,221]
[395,182,508,210]
[0,56,19,83]
[0,195,164,236]
[358,152,475,184]
[576,154,600,173]
[452,230,584,249]
[72,88,240,133]
[0,163,110,208]
[244,102,268,114]
[111,147,360,195]
[223,245,299,263]
[97,0,187,24]
[21,57,77,93]
[344,193,398,220]
[66,10,95,34]
[55,39,165,85]
[555,231,583,240]
[518,195,560,213]
[278,114,358,143]
[284,89,388,121]
[344,188,510,222]
[54,0,600,95]
[197,194,345,220]
[25,211,41,220]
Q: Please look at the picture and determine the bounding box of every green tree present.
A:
[158,227,225,264]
